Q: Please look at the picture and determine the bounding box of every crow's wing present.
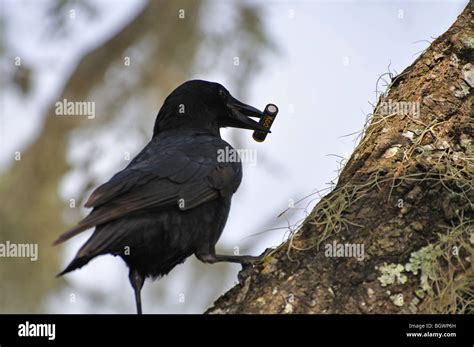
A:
[54,134,241,245]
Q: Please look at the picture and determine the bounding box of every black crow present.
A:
[54,80,271,314]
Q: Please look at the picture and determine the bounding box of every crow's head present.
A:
[153,80,268,136]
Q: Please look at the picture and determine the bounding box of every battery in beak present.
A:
[252,104,278,142]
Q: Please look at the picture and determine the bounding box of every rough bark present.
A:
[207,2,473,314]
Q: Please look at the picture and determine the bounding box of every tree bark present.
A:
[207,2,473,314]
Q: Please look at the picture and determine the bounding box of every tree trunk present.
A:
[207,2,473,314]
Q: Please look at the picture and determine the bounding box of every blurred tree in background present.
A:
[0,0,275,313]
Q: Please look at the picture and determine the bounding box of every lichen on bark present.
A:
[207,2,473,314]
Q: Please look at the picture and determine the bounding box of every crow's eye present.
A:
[218,89,227,99]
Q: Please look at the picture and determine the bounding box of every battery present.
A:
[253,103,278,142]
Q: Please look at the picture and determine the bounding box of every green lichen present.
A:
[415,288,426,299]
[409,297,420,313]
[390,293,404,307]
[405,244,443,293]
[377,244,445,303]
[461,35,474,49]
[377,263,408,287]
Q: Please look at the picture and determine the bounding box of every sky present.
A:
[1,0,468,313]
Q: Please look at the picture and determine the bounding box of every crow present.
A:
[54,80,271,314]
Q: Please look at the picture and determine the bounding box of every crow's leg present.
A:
[129,268,145,315]
[195,247,271,266]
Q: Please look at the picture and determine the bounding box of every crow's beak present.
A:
[225,97,270,132]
